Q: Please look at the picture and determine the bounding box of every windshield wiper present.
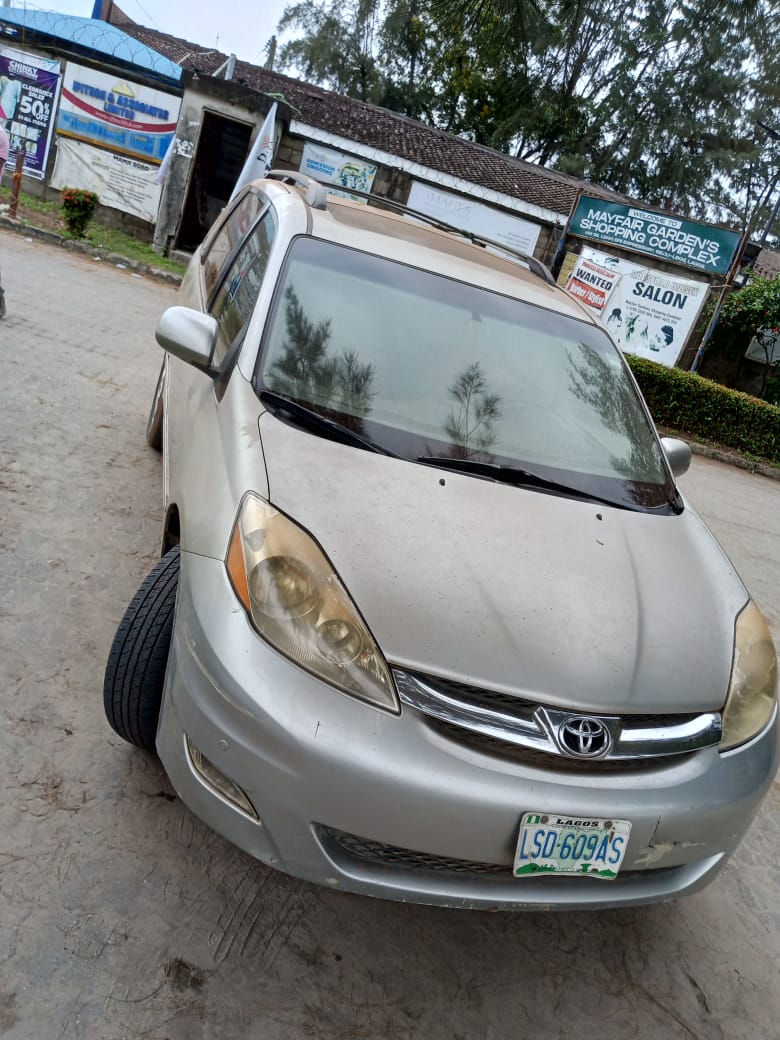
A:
[260,389,399,457]
[416,455,629,508]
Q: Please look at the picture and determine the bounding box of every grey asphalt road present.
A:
[1,230,779,1040]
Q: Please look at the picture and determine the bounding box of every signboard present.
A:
[300,142,377,202]
[408,182,541,256]
[569,194,741,276]
[0,47,61,180]
[564,255,620,312]
[51,137,162,223]
[746,330,780,366]
[57,62,180,163]
[564,248,710,367]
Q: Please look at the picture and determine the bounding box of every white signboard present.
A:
[57,61,179,163]
[407,182,541,256]
[568,248,709,367]
[565,255,621,312]
[51,137,162,223]
[300,142,377,202]
[746,330,780,366]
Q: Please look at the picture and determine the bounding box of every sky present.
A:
[4,0,293,65]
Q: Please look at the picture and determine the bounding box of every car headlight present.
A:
[721,601,778,751]
[226,493,399,713]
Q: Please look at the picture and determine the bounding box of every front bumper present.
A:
[156,551,780,910]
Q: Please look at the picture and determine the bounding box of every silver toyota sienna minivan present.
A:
[104,171,778,910]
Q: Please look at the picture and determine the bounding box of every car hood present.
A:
[258,414,747,714]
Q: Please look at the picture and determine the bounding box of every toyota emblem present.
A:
[558,716,612,758]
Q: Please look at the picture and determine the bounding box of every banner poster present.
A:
[0,47,61,180]
[51,137,162,223]
[57,62,180,163]
[300,142,377,202]
[407,181,542,256]
[565,248,710,367]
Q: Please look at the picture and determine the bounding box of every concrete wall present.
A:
[153,81,278,255]
[4,41,181,242]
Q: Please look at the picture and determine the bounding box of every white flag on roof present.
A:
[154,134,176,185]
[229,102,277,203]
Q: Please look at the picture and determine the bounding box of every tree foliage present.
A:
[719,275,780,337]
[443,361,502,457]
[276,0,780,233]
[701,274,780,397]
[268,285,376,420]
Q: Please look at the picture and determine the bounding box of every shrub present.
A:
[61,188,99,238]
[626,354,780,467]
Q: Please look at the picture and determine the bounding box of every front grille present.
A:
[429,719,680,773]
[319,826,512,878]
[421,673,703,731]
[424,679,538,719]
[318,826,672,885]
[394,668,720,767]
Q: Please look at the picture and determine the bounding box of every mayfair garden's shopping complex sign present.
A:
[569,195,741,276]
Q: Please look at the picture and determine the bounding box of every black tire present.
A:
[103,547,180,752]
[145,361,165,450]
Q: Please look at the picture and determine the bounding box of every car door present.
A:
[164,190,278,558]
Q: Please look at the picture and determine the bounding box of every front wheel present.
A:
[103,547,180,752]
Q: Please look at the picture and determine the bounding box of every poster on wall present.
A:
[564,248,710,367]
[407,182,542,256]
[51,137,162,223]
[0,47,61,179]
[300,142,377,202]
[57,62,180,163]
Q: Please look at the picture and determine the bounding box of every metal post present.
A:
[8,150,23,220]
[548,189,580,277]
[689,229,749,373]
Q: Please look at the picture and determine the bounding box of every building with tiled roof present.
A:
[113,21,608,225]
[1,3,751,374]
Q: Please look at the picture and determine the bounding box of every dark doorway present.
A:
[175,111,252,251]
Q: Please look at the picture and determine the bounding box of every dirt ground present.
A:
[0,197,66,235]
[1,230,779,1040]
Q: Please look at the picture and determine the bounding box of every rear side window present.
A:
[201,190,265,300]
[208,209,277,364]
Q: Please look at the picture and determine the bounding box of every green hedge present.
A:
[625,355,780,467]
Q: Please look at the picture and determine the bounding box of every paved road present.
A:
[1,231,779,1040]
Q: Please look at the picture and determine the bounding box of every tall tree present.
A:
[277,0,780,231]
[278,0,385,101]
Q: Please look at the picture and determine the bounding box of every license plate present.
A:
[513,812,631,880]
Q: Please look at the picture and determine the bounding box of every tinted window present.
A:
[201,190,265,300]
[257,237,676,511]
[209,209,277,363]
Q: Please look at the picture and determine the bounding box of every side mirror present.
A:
[661,436,691,478]
[155,306,218,371]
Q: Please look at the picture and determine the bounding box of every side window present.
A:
[208,209,277,365]
[201,190,265,300]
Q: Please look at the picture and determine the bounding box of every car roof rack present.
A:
[267,169,330,210]
[267,169,556,287]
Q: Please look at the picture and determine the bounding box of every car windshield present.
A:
[256,236,677,512]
